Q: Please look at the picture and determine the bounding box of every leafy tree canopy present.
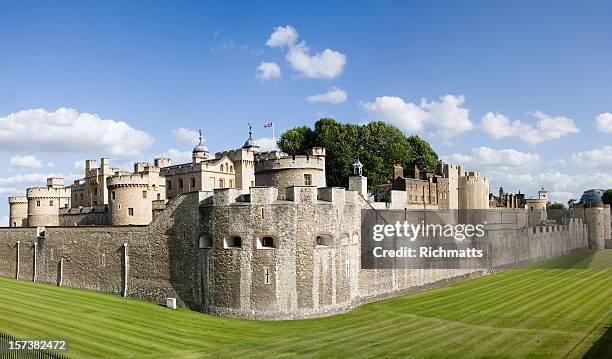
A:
[547,202,566,210]
[277,118,438,190]
[602,189,612,205]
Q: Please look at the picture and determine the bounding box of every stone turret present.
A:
[254,147,326,200]
[8,196,28,227]
[107,168,166,225]
[26,179,71,227]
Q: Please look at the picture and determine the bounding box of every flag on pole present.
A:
[264,122,273,128]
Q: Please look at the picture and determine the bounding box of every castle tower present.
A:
[254,147,326,200]
[107,168,166,225]
[8,196,28,227]
[538,187,548,201]
[458,172,490,209]
[348,158,367,196]
[192,130,210,164]
[26,178,71,227]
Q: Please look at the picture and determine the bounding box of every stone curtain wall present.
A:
[358,216,588,302]
[0,192,202,310]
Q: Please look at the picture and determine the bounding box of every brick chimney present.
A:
[393,164,404,179]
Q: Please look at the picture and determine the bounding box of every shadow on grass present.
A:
[583,324,612,358]
[530,249,596,269]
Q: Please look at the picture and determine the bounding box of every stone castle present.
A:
[1,129,611,320]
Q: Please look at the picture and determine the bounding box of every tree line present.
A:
[276,118,439,191]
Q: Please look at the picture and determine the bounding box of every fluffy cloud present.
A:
[360,94,473,139]
[481,111,579,144]
[159,148,193,165]
[256,62,282,80]
[172,128,200,145]
[306,87,347,105]
[0,108,153,155]
[504,172,612,203]
[443,147,540,172]
[265,25,346,79]
[570,145,612,168]
[594,112,612,134]
[266,25,298,48]
[10,155,42,168]
[254,137,277,152]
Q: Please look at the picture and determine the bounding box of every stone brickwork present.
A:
[8,196,28,227]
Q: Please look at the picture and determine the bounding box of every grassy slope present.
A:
[0,249,610,359]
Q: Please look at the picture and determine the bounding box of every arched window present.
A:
[257,236,278,249]
[316,234,333,247]
[224,236,242,249]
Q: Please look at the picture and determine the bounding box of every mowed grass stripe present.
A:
[0,250,610,358]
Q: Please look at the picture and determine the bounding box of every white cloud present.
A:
[504,171,612,203]
[570,145,612,168]
[265,25,346,79]
[443,147,540,172]
[481,111,579,144]
[256,62,282,80]
[595,112,612,134]
[162,148,192,165]
[74,160,86,170]
[360,94,473,139]
[306,87,347,105]
[172,128,200,145]
[254,138,277,152]
[10,155,42,168]
[0,108,153,155]
[266,25,298,48]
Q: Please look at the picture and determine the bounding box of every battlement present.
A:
[60,205,107,215]
[208,186,358,206]
[8,196,27,204]
[254,150,325,173]
[26,186,71,198]
[107,172,161,187]
[46,177,64,188]
[216,147,255,161]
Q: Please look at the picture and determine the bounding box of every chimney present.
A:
[393,164,404,179]
[413,165,420,180]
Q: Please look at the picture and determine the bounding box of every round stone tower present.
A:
[107,170,166,225]
[458,172,490,209]
[8,196,28,227]
[26,187,71,227]
[254,147,326,200]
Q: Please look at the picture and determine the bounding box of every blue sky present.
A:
[1,0,612,222]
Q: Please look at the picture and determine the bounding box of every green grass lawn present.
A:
[0,249,611,358]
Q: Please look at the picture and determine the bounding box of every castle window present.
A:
[229,179,234,188]
[198,234,212,248]
[257,236,278,249]
[223,236,242,249]
[142,190,147,199]
[316,234,333,247]
[111,191,116,200]
[93,200,97,206]
[230,165,234,173]
[345,260,350,277]
[167,180,172,190]
[251,181,254,187]
[157,193,161,200]
[219,179,225,188]
[80,193,84,201]
[178,179,184,189]
[304,174,312,186]
[36,200,40,207]
[49,200,54,206]
[190,177,196,188]
[118,204,121,210]
[128,208,134,216]
[94,188,98,196]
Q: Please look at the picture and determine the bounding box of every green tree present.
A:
[277,126,314,155]
[547,202,566,210]
[567,198,577,208]
[277,118,439,191]
[406,135,438,173]
[602,189,612,205]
